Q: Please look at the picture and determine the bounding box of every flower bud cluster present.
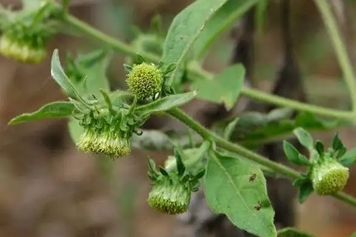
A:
[146,151,204,215]
[74,99,143,159]
[0,1,59,63]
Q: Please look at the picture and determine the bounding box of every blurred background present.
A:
[0,0,356,237]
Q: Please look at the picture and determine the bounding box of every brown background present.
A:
[0,0,355,237]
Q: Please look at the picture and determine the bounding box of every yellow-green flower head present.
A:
[126,62,163,101]
[0,34,46,63]
[311,159,349,195]
[147,174,192,215]
[147,156,203,215]
[75,108,132,159]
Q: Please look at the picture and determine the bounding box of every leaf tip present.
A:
[8,118,18,125]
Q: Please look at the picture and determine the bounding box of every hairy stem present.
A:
[314,0,356,112]
[167,107,356,207]
[63,13,355,121]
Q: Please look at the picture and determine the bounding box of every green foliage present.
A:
[191,64,245,110]
[5,0,356,236]
[213,110,347,147]
[293,177,314,203]
[277,227,316,237]
[223,117,239,140]
[293,127,314,151]
[51,49,84,100]
[8,101,74,125]
[161,0,228,86]
[283,141,310,166]
[204,151,276,237]
[191,0,260,60]
[134,91,197,115]
[64,49,113,142]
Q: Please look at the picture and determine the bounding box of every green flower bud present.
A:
[0,1,59,63]
[75,107,134,159]
[126,63,163,101]
[147,174,191,215]
[76,126,131,159]
[311,159,349,195]
[147,154,204,215]
[0,34,46,63]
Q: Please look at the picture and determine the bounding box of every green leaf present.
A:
[278,227,316,237]
[135,91,197,115]
[293,127,314,151]
[224,117,239,140]
[191,0,259,60]
[205,151,276,237]
[296,179,314,203]
[191,64,245,110]
[338,147,356,167]
[283,141,310,166]
[350,233,356,237]
[162,0,229,86]
[51,49,83,100]
[66,49,112,97]
[332,132,344,151]
[314,140,324,155]
[9,101,74,125]
[212,111,348,147]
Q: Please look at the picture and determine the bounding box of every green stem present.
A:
[313,0,356,112]
[190,67,355,120]
[241,87,353,120]
[64,13,355,121]
[167,107,356,207]
[62,14,160,63]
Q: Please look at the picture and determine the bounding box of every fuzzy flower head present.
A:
[146,151,204,215]
[311,158,349,195]
[126,62,163,101]
[0,1,59,63]
[147,173,192,214]
[0,34,47,63]
[74,97,144,159]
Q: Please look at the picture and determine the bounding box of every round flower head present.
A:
[311,159,349,195]
[0,34,46,63]
[147,174,192,215]
[75,108,133,159]
[126,63,163,101]
[146,154,204,215]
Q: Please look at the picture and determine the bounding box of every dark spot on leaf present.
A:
[249,173,256,182]
[254,201,262,211]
